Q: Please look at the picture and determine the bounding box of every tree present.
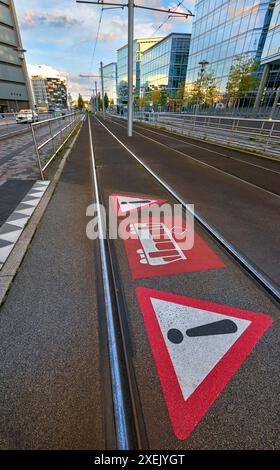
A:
[185,72,220,106]
[225,55,259,104]
[97,93,102,111]
[77,94,85,110]
[159,89,168,107]
[175,82,185,111]
[104,93,109,109]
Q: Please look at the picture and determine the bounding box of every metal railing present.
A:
[31,111,84,179]
[0,113,16,133]
[0,111,52,122]
[123,111,280,158]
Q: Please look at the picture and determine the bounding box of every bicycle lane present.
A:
[90,116,280,449]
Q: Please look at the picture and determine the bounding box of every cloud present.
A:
[22,9,81,29]
[27,64,96,100]
[28,64,66,80]
[16,0,195,100]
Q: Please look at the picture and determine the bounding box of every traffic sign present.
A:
[136,287,272,440]
[110,193,166,217]
[122,215,225,279]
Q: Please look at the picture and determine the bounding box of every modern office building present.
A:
[117,37,163,105]
[255,0,280,105]
[45,77,67,109]
[102,62,117,104]
[185,0,275,97]
[141,33,191,102]
[31,71,67,110]
[0,0,33,112]
[31,75,48,108]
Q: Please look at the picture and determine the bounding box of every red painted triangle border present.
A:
[136,287,272,440]
[110,193,166,217]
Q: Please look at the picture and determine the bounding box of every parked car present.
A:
[16,109,39,124]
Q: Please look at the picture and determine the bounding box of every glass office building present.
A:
[117,37,162,105]
[262,0,280,63]
[31,76,48,108]
[259,0,280,97]
[0,0,33,112]
[102,62,117,104]
[185,0,274,95]
[141,33,191,100]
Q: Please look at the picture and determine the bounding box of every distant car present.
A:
[16,109,39,124]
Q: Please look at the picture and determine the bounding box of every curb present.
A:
[0,123,83,306]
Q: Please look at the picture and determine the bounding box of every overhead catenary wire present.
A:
[152,0,186,36]
[87,7,104,89]
[77,0,193,135]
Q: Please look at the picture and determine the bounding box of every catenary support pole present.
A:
[95,81,98,112]
[127,0,134,137]
[100,61,105,119]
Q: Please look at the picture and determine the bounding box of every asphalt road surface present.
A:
[0,117,279,449]
[90,116,279,449]
[107,115,280,288]
[0,115,51,137]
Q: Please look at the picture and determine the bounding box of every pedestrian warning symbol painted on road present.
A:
[136,287,272,440]
[121,215,225,279]
[110,193,166,217]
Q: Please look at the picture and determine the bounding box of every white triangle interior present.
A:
[151,298,251,401]
[117,196,156,213]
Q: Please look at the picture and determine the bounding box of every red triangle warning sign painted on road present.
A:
[110,193,166,217]
[136,287,272,440]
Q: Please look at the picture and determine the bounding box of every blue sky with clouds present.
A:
[14,0,195,99]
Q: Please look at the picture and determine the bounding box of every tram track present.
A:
[95,115,280,302]
[88,115,280,449]
[108,115,280,197]
[88,118,148,449]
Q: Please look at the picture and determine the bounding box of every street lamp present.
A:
[197,60,209,109]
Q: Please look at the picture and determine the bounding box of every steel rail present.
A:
[108,115,280,199]
[95,115,280,303]
[88,117,135,450]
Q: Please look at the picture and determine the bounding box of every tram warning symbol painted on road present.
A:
[110,193,166,216]
[122,215,225,279]
[136,288,272,440]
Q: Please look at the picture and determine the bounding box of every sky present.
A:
[14,0,195,99]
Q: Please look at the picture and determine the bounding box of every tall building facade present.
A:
[0,0,33,112]
[46,77,67,109]
[185,0,275,96]
[117,37,163,105]
[141,33,191,101]
[31,73,67,110]
[102,62,117,104]
[256,0,280,105]
[31,76,48,108]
